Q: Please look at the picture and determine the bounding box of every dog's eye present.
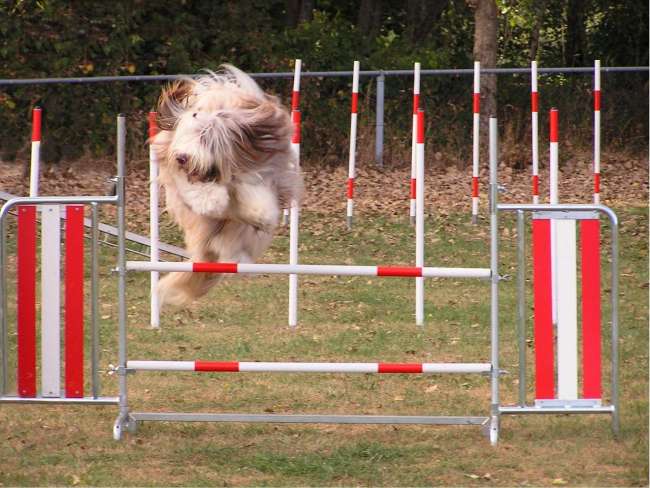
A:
[192,112,197,118]
[176,155,188,166]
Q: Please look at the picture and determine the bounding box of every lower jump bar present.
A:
[126,261,491,279]
[127,361,492,374]
[130,412,490,426]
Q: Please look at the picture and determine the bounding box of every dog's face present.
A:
[154,67,292,185]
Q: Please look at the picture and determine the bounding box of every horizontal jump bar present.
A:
[126,261,491,279]
[130,412,490,425]
[0,396,119,405]
[127,361,492,374]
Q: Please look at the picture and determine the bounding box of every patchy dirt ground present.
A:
[1,151,647,229]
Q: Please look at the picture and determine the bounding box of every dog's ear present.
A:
[228,99,292,165]
[157,79,194,131]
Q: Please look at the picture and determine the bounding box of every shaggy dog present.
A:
[151,65,301,308]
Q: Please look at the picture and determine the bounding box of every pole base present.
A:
[346,216,353,230]
[410,216,416,225]
[472,214,478,225]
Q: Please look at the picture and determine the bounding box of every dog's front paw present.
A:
[234,183,280,231]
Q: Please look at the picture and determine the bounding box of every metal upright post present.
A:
[0,217,6,395]
[489,116,500,445]
[90,202,100,398]
[517,210,526,406]
[113,114,130,439]
[610,213,620,435]
[375,73,385,167]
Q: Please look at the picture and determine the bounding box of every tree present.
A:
[468,0,498,131]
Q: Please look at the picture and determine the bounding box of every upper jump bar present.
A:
[126,261,491,279]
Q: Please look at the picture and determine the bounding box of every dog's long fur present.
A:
[151,65,301,308]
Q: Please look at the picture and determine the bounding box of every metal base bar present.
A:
[499,406,614,415]
[130,412,490,426]
[0,395,119,405]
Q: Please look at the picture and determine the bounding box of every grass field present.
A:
[0,206,647,486]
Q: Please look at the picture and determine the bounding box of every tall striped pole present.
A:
[346,60,360,229]
[288,108,301,328]
[549,108,559,327]
[531,61,540,204]
[593,59,601,204]
[29,107,42,197]
[148,112,160,328]
[409,63,421,225]
[415,109,425,326]
[283,59,301,226]
[471,62,480,224]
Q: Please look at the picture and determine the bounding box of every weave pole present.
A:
[549,108,559,327]
[415,109,425,325]
[409,62,421,225]
[593,59,601,204]
[148,112,160,328]
[288,109,301,328]
[283,59,301,226]
[29,107,41,197]
[531,61,540,204]
[471,61,480,224]
[346,60,360,229]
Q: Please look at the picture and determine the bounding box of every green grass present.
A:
[0,207,647,486]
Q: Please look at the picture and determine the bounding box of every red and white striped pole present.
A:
[549,108,559,327]
[415,109,425,325]
[346,60,360,229]
[127,360,491,374]
[409,62,421,225]
[288,108,301,328]
[283,59,301,226]
[593,59,601,204]
[471,62,480,223]
[148,111,160,328]
[29,107,42,197]
[531,61,540,204]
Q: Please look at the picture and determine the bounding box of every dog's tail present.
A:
[157,271,222,308]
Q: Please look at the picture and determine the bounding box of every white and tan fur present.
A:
[151,65,301,308]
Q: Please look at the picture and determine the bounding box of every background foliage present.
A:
[0,0,647,166]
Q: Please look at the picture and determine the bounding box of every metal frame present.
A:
[498,203,619,435]
[0,194,119,405]
[112,116,504,444]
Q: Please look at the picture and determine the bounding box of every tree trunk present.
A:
[286,0,313,27]
[565,0,586,66]
[299,0,314,23]
[406,0,449,44]
[529,0,546,60]
[469,0,498,136]
[358,0,382,39]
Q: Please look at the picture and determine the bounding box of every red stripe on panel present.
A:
[291,91,300,111]
[378,363,423,374]
[65,205,85,398]
[472,177,479,197]
[550,109,558,143]
[594,173,600,194]
[347,178,354,199]
[473,93,480,114]
[410,179,416,199]
[531,92,539,113]
[532,219,555,399]
[193,262,238,273]
[417,109,425,144]
[351,92,358,114]
[31,107,42,142]
[594,91,601,111]
[377,266,422,277]
[17,205,37,397]
[412,94,420,114]
[532,175,539,195]
[581,219,602,399]
[195,361,239,372]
